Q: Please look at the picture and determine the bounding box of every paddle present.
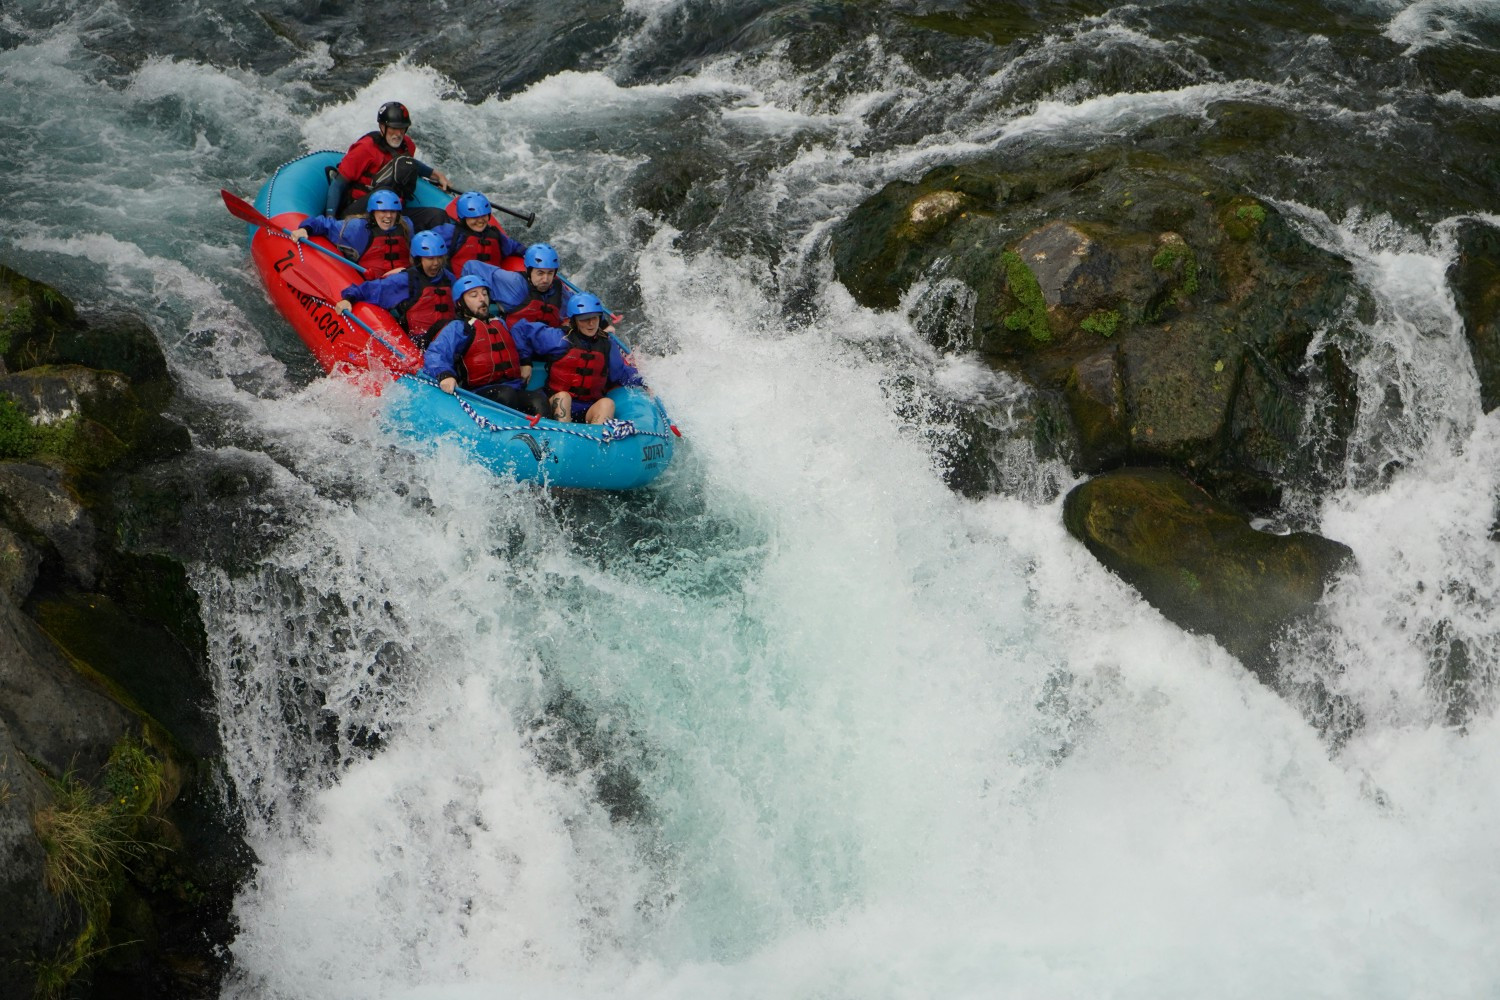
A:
[493,203,536,227]
[277,267,413,364]
[220,189,362,274]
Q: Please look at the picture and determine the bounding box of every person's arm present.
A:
[513,321,571,363]
[413,158,451,191]
[422,320,466,389]
[325,175,347,216]
[607,340,646,389]
[294,215,336,242]
[341,273,408,311]
[498,230,527,259]
[486,270,530,313]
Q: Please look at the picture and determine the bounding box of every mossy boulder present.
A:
[831,150,1362,508]
[1063,467,1353,681]
[1,265,169,395]
[1447,218,1500,414]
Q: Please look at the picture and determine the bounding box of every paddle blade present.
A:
[221,188,280,231]
[279,264,335,303]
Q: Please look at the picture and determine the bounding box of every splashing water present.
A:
[2,1,1498,997]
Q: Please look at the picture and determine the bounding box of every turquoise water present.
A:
[2,1,1498,996]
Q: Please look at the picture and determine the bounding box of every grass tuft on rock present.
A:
[29,733,171,999]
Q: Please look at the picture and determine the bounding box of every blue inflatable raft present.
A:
[242,151,676,490]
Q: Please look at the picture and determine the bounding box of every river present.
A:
[2,0,1498,996]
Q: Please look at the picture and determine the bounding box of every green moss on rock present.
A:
[1063,467,1353,681]
[1080,309,1121,337]
[1000,250,1052,343]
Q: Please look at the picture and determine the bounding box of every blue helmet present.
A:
[455,192,491,219]
[368,189,403,212]
[523,243,560,270]
[452,275,488,299]
[564,292,605,320]
[411,230,449,257]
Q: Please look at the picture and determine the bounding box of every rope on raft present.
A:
[406,375,669,444]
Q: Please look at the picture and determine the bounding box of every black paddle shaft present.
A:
[493,203,537,228]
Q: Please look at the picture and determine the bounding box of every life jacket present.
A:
[544,330,610,402]
[348,132,417,199]
[400,271,455,346]
[505,278,565,327]
[448,223,511,271]
[356,220,411,279]
[458,317,524,388]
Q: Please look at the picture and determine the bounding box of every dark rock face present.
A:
[0,588,137,777]
[0,719,74,1000]
[0,461,101,588]
[0,265,249,999]
[1063,467,1353,682]
[831,151,1362,509]
[1448,218,1500,414]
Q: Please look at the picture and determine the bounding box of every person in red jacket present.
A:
[328,102,451,217]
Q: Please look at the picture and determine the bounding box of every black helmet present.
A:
[377,102,411,129]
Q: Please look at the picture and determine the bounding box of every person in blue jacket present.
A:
[432,192,527,272]
[335,230,456,346]
[292,189,413,279]
[458,258,533,315]
[545,292,646,425]
[422,275,567,416]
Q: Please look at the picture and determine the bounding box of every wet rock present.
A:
[0,718,76,1000]
[831,151,1362,509]
[0,366,119,426]
[0,461,98,588]
[1,265,170,393]
[0,522,40,602]
[0,265,247,998]
[1063,467,1354,682]
[1064,349,1128,471]
[1014,221,1120,310]
[1447,218,1500,414]
[0,587,136,778]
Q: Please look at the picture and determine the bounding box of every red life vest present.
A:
[545,332,610,403]
[347,131,417,199]
[402,272,455,345]
[505,280,565,327]
[357,222,411,279]
[448,224,510,271]
[459,317,524,388]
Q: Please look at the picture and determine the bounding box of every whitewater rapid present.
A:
[2,1,1498,997]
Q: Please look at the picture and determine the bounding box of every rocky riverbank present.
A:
[0,265,250,1000]
[833,148,1499,699]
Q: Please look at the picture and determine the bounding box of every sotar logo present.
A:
[289,288,346,343]
[641,443,665,463]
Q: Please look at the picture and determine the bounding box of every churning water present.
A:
[2,0,1498,996]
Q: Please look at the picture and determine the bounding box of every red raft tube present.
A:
[237,150,522,379]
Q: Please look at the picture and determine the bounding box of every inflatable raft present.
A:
[240,151,675,490]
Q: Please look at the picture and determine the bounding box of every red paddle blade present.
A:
[278,263,335,302]
[220,189,280,232]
